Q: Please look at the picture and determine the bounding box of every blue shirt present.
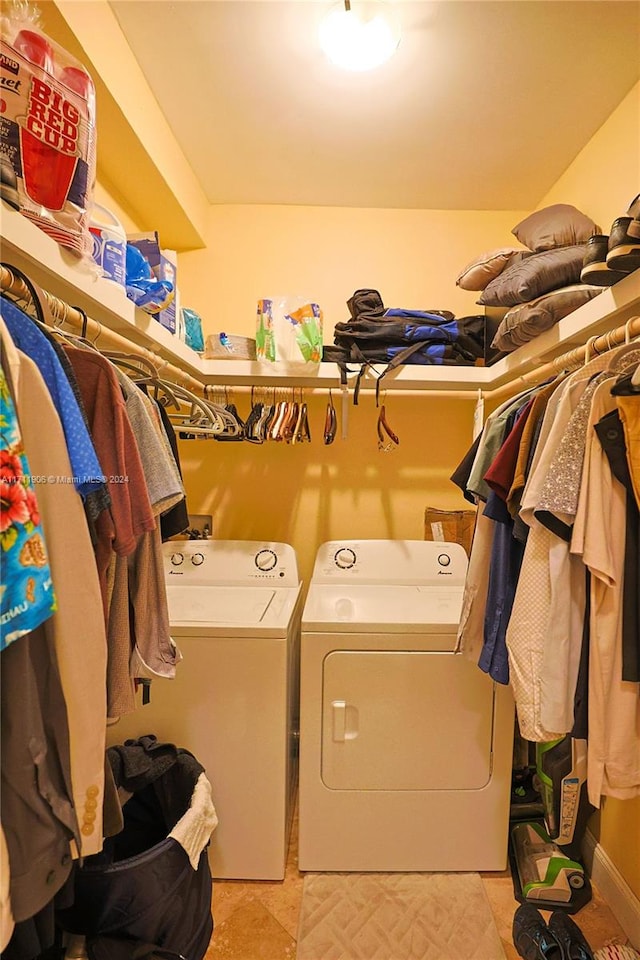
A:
[1,297,106,499]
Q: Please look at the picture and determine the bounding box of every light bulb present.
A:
[319,1,400,72]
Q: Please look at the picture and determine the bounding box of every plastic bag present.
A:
[0,1,97,262]
[256,297,323,364]
[181,307,204,353]
[125,243,174,315]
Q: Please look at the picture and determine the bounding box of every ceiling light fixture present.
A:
[319,0,401,72]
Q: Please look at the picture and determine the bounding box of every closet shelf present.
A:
[3,205,639,394]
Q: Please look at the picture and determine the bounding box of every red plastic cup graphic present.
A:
[13,30,54,71]
[12,30,79,211]
[59,65,94,99]
[20,127,79,210]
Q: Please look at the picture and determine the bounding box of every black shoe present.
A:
[580,235,628,286]
[548,911,595,959]
[606,217,640,273]
[625,193,640,219]
[513,903,564,959]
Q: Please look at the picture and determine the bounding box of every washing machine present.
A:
[298,539,514,872]
[108,539,303,881]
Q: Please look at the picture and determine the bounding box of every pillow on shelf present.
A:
[477,244,586,307]
[490,284,603,352]
[512,203,601,252]
[456,247,529,291]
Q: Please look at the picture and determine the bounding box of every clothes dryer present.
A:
[298,539,514,872]
[108,540,303,881]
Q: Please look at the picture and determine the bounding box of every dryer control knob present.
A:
[255,548,277,571]
[334,547,356,569]
[191,552,205,566]
[437,553,451,567]
[170,553,184,566]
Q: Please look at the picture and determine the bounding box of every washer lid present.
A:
[166,585,301,636]
[302,584,463,632]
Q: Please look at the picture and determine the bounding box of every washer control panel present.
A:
[334,547,357,569]
[255,548,278,572]
[163,540,299,585]
[312,540,468,585]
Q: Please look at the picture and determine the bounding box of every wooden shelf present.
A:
[3,205,639,394]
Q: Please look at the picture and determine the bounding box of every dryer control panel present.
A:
[163,540,300,586]
[312,540,468,586]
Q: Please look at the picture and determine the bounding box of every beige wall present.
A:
[176,205,522,584]
[600,797,640,897]
[537,81,640,229]
[178,205,527,338]
[177,392,477,588]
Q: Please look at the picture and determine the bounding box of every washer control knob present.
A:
[437,553,451,567]
[170,553,184,566]
[335,547,357,569]
[191,552,205,566]
[255,548,277,572]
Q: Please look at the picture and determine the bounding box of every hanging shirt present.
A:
[595,410,640,682]
[533,374,614,735]
[572,386,640,806]
[505,350,617,742]
[106,367,184,719]
[61,345,156,609]
[0,298,106,501]
[477,400,534,683]
[0,367,57,649]
[33,319,112,526]
[616,392,640,510]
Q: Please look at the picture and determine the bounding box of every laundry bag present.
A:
[57,736,218,960]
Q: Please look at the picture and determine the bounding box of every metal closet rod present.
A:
[2,265,638,401]
[0,264,206,395]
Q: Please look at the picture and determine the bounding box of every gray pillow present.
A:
[477,245,586,307]
[490,284,603,352]
[512,203,601,252]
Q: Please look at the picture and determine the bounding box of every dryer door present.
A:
[321,650,494,790]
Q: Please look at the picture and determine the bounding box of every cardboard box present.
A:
[424,507,477,558]
[127,231,178,333]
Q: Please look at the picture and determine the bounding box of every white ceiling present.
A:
[110,0,640,211]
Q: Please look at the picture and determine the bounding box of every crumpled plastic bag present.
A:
[125,243,174,315]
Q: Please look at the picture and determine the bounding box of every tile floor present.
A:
[204,800,633,960]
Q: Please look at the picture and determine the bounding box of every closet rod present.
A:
[0,264,207,395]
[485,314,640,404]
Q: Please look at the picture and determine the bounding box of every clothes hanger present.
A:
[164,381,228,436]
[324,389,337,445]
[210,398,243,437]
[292,391,311,444]
[280,390,301,443]
[269,397,289,441]
[377,402,399,452]
[244,387,265,443]
[204,385,245,441]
